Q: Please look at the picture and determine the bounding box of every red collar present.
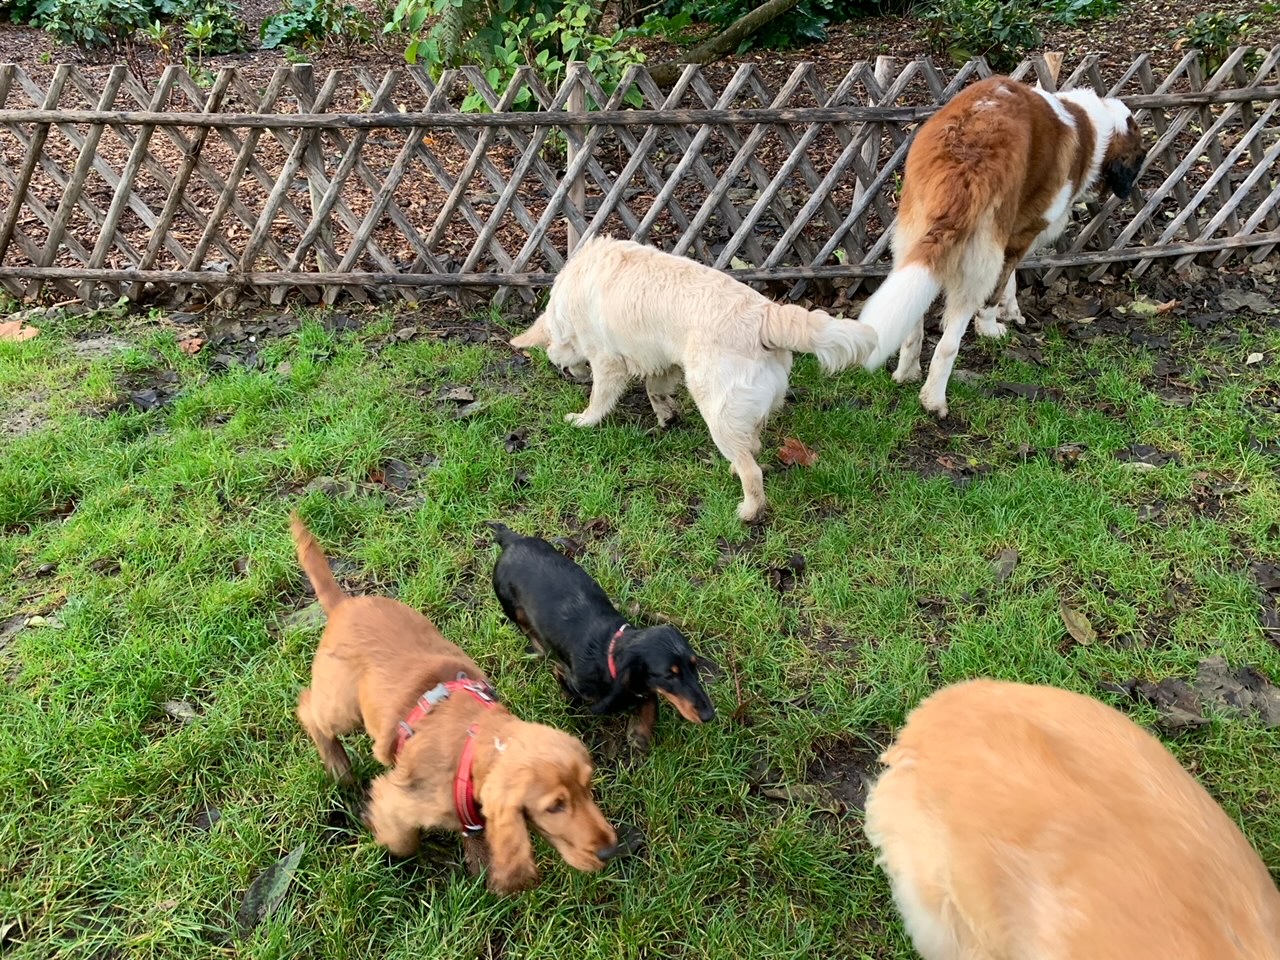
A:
[393,677,498,832]
[454,725,485,833]
[607,624,628,680]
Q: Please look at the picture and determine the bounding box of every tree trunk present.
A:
[647,0,806,86]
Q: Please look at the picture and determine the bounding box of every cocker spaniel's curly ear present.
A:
[478,772,539,894]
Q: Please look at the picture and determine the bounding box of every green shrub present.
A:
[385,0,645,113]
[1,0,43,24]
[260,0,372,52]
[1170,10,1252,74]
[34,0,242,52]
[37,0,155,49]
[657,0,899,51]
[920,0,1043,71]
[1047,0,1118,27]
[161,0,244,53]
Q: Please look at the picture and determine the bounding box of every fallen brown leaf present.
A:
[178,337,205,355]
[1059,601,1096,646]
[1155,299,1181,314]
[992,548,1019,584]
[0,320,39,342]
[778,437,818,467]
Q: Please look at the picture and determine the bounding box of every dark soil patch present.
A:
[804,730,889,812]
[893,416,996,488]
[1104,655,1280,734]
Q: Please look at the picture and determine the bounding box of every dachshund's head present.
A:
[616,625,716,724]
[481,723,619,886]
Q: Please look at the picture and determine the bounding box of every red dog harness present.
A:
[393,676,498,833]
[606,624,629,679]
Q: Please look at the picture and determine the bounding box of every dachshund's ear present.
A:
[478,770,539,894]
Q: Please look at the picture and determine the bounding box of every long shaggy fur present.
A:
[510,236,877,521]
[860,75,1146,418]
[864,679,1280,960]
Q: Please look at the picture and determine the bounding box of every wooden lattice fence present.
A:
[0,48,1278,306]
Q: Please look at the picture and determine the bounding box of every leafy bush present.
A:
[34,0,243,52]
[1047,0,1117,27]
[2,0,43,25]
[385,0,645,112]
[657,0,898,51]
[37,0,155,49]
[165,0,244,53]
[260,0,372,52]
[1170,11,1252,74]
[920,0,1043,71]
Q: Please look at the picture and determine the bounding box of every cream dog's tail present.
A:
[857,263,943,371]
[761,304,879,374]
[510,309,551,349]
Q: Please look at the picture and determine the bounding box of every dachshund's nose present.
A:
[699,703,717,723]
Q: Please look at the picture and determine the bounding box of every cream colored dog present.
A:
[864,679,1280,959]
[510,237,878,521]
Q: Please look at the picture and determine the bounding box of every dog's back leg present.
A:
[703,406,768,521]
[893,316,927,384]
[298,687,355,785]
[919,243,1003,419]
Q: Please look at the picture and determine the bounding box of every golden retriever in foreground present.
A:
[865,679,1280,959]
[510,236,878,521]
[289,513,619,894]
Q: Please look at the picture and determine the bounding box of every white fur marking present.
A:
[1033,85,1075,127]
[494,738,507,752]
[1042,181,1073,227]
[1058,88,1134,194]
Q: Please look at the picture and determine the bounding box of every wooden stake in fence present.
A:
[853,56,895,212]
[1039,52,1064,90]
[293,65,336,294]
[566,62,586,255]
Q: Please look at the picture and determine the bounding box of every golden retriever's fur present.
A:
[510,236,878,521]
[864,679,1280,959]
[860,76,1146,418]
[290,514,617,894]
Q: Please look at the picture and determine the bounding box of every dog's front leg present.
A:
[365,773,424,857]
[566,357,628,427]
[626,696,658,754]
[645,368,683,428]
[462,832,489,877]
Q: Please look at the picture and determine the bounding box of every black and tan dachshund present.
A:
[488,522,715,751]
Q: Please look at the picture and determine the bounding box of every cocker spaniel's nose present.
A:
[596,843,622,861]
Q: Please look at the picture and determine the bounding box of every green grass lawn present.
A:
[1,293,1278,959]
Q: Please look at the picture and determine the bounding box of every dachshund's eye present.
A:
[547,799,566,814]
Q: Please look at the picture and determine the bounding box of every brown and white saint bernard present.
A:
[859,75,1147,417]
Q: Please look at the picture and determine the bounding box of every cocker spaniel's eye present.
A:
[547,799,566,814]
